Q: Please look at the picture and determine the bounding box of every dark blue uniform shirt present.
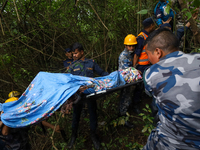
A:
[135,30,149,57]
[63,58,73,68]
[67,58,109,77]
[176,26,188,42]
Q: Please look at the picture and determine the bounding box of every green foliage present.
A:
[139,104,154,136]
[0,0,150,99]
[111,115,129,127]
[181,8,192,20]
[193,0,200,7]
[137,9,148,15]
[164,0,173,15]
[0,0,200,149]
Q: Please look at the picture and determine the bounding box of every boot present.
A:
[90,132,101,150]
[67,129,77,149]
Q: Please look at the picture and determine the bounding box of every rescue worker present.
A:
[143,27,200,150]
[118,34,137,128]
[150,13,199,125]
[0,91,31,150]
[67,42,109,150]
[63,47,73,69]
[0,91,61,150]
[154,0,175,28]
[132,17,156,114]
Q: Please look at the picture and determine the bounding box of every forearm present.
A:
[42,121,54,130]
[185,22,191,28]
[2,125,10,135]
[42,121,60,132]
[133,54,139,67]
[0,121,3,128]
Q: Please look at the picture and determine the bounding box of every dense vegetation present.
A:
[0,0,199,149]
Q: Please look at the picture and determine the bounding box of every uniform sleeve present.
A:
[135,36,144,56]
[118,54,123,70]
[144,69,153,97]
[93,60,109,76]
[176,26,188,42]
[118,53,130,70]
[63,61,66,68]
[67,64,73,74]
[121,59,130,69]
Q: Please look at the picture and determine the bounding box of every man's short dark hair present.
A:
[142,17,156,29]
[144,28,179,52]
[71,42,84,52]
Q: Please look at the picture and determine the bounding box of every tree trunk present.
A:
[178,0,200,44]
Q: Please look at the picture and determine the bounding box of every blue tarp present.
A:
[0,71,125,128]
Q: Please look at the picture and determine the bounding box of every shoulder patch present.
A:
[138,35,144,38]
[157,14,161,18]
[73,68,80,71]
[87,67,93,70]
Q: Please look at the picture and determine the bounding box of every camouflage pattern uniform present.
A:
[118,48,133,116]
[118,48,133,70]
[143,51,200,150]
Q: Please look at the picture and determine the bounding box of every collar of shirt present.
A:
[64,58,73,61]
[141,29,149,36]
[160,51,183,61]
[124,48,134,55]
[124,48,128,52]
[73,58,89,63]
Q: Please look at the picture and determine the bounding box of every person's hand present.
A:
[79,86,88,93]
[65,102,73,114]
[162,17,172,24]
[193,13,198,20]
[138,70,142,75]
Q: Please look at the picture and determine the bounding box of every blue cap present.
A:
[160,23,172,29]
[142,17,156,28]
[65,48,71,53]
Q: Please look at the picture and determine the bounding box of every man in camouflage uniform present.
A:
[143,28,200,149]
[118,34,137,128]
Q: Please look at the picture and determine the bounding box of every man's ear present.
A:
[154,48,163,59]
[81,50,84,55]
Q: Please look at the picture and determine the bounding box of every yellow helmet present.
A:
[124,34,137,45]
[5,97,19,103]
[8,91,21,98]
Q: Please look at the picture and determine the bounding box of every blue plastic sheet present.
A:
[1,71,125,128]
